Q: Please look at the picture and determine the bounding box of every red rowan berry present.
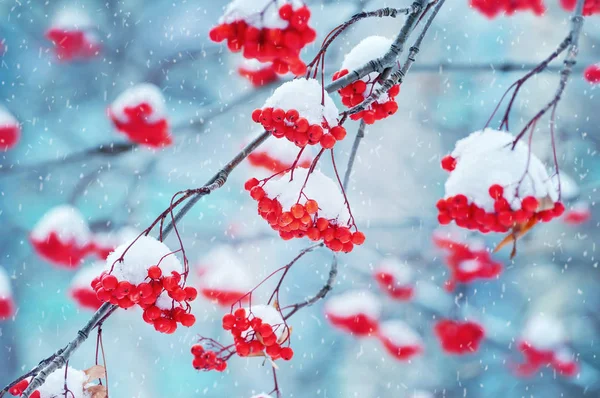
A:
[279,4,294,20]
[251,109,262,123]
[488,184,504,199]
[295,118,309,133]
[222,313,236,329]
[307,227,320,241]
[521,196,539,212]
[440,155,456,172]
[101,274,118,291]
[438,213,452,225]
[305,199,319,214]
[316,217,329,231]
[245,178,259,191]
[320,134,336,149]
[553,202,565,217]
[250,186,266,200]
[180,313,196,327]
[351,231,365,245]
[291,204,305,219]
[147,265,162,279]
[330,126,346,141]
[285,109,299,122]
[328,239,343,252]
[185,286,198,301]
[280,346,294,360]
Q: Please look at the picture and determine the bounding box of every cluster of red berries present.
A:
[248,150,311,173]
[561,0,600,15]
[373,271,413,301]
[470,0,544,18]
[0,124,20,151]
[9,379,40,398]
[245,179,365,252]
[209,4,315,75]
[438,165,565,232]
[434,319,485,355]
[108,102,171,148]
[433,235,502,291]
[191,344,227,372]
[45,28,100,61]
[91,266,197,334]
[222,308,294,361]
[238,63,278,87]
[515,341,578,377]
[584,64,600,84]
[332,69,400,125]
[251,107,347,149]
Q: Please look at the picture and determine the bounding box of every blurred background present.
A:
[0,0,599,397]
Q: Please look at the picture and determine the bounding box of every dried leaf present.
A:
[84,365,106,384]
[86,385,107,398]
[277,326,291,345]
[494,218,538,256]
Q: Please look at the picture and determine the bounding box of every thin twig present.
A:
[342,121,366,190]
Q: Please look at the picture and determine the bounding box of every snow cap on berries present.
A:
[263,79,340,128]
[38,366,90,398]
[69,262,104,310]
[340,36,395,103]
[31,205,91,246]
[51,7,93,29]
[221,0,304,29]
[109,83,167,125]
[0,106,18,128]
[324,290,381,335]
[242,304,286,340]
[264,168,350,222]
[197,246,252,305]
[0,106,21,149]
[445,129,558,212]
[91,227,139,259]
[105,235,182,286]
[247,133,314,173]
[521,314,566,350]
[0,266,14,320]
[374,257,414,300]
[378,320,423,360]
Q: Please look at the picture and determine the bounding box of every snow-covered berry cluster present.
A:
[9,366,103,398]
[197,246,252,307]
[333,36,400,124]
[0,106,20,151]
[433,231,502,291]
[515,315,578,377]
[373,258,414,301]
[0,266,15,320]
[191,344,227,372]
[561,0,600,15]
[222,305,294,361]
[252,79,346,149]
[470,0,544,18]
[238,59,279,87]
[45,9,100,61]
[439,129,563,233]
[324,290,423,361]
[69,263,105,311]
[245,168,364,252]
[108,83,172,148]
[434,319,485,355]
[30,205,94,268]
[92,236,197,334]
[209,0,315,75]
[247,134,313,173]
[584,64,600,84]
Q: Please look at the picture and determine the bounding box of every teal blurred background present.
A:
[0,0,599,397]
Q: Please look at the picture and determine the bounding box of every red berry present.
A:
[101,274,118,291]
[279,4,294,20]
[305,199,318,214]
[245,178,259,191]
[280,346,294,360]
[488,184,504,199]
[251,109,262,123]
[295,118,309,133]
[285,109,299,122]
[316,217,329,231]
[320,134,336,149]
[553,202,565,217]
[441,155,456,172]
[308,125,323,142]
[584,64,600,84]
[148,265,162,279]
[351,231,365,245]
[330,126,346,141]
[222,313,235,329]
[250,186,266,200]
[291,203,305,219]
[521,196,539,212]
[272,108,285,122]
[180,313,196,327]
